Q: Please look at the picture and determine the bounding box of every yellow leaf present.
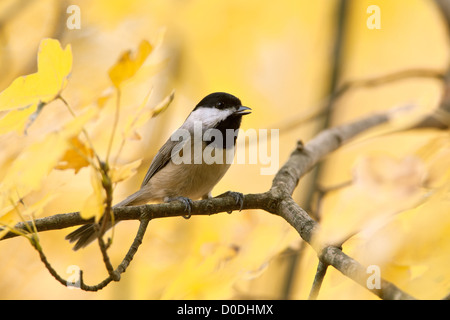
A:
[123,89,174,140]
[129,131,142,141]
[55,136,95,173]
[24,102,46,133]
[161,243,239,299]
[123,88,153,139]
[1,108,97,199]
[80,167,105,221]
[151,89,175,118]
[96,89,114,109]
[110,159,142,184]
[0,205,17,239]
[314,155,427,246]
[0,104,38,135]
[22,193,56,219]
[0,194,55,239]
[353,155,426,201]
[0,39,72,111]
[108,40,153,88]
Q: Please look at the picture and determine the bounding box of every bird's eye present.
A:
[216,102,223,107]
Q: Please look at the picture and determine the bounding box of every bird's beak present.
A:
[234,106,252,115]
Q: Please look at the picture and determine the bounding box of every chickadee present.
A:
[66,92,251,250]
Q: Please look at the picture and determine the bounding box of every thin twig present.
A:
[96,228,117,280]
[274,68,445,135]
[296,0,348,300]
[308,261,329,300]
[30,215,150,292]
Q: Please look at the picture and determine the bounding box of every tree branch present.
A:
[1,193,270,240]
[1,109,416,299]
[308,260,329,300]
[271,112,389,196]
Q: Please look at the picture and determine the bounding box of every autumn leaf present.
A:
[151,90,175,117]
[314,155,427,246]
[0,39,72,111]
[161,243,239,299]
[0,104,38,135]
[108,40,153,88]
[413,134,450,188]
[24,102,48,134]
[123,89,175,141]
[96,89,114,109]
[1,108,97,202]
[0,199,21,239]
[80,166,106,221]
[110,159,142,184]
[55,136,95,174]
[353,155,426,202]
[0,194,56,239]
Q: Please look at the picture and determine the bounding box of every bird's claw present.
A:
[217,191,244,212]
[167,196,194,219]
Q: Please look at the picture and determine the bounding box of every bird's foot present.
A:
[166,196,194,219]
[216,191,244,213]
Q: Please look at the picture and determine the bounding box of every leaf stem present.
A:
[57,95,101,169]
[106,88,121,165]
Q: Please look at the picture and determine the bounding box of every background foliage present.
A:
[0,0,449,299]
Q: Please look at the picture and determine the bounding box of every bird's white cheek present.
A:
[185,107,233,128]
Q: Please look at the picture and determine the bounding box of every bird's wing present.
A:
[140,133,190,187]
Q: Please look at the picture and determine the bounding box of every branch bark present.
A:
[1,109,416,299]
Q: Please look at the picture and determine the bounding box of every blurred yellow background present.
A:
[0,0,449,299]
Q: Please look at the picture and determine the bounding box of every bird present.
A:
[66,92,251,250]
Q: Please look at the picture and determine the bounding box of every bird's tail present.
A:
[65,191,143,251]
[65,223,104,251]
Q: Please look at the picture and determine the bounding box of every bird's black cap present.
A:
[194,92,243,111]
